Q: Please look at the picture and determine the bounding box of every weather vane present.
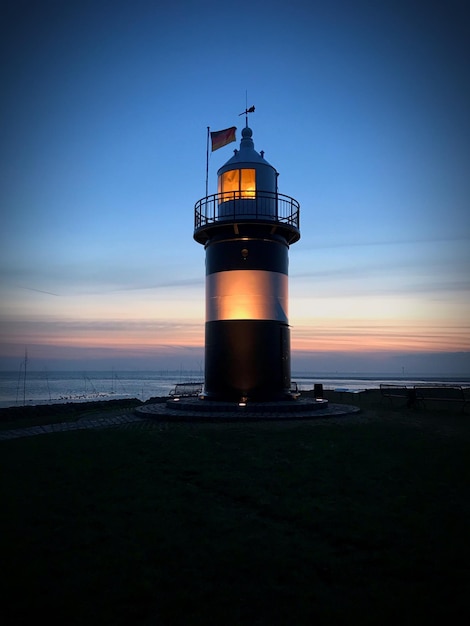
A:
[238,91,255,128]
[239,102,255,127]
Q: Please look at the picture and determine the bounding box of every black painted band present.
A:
[205,238,288,275]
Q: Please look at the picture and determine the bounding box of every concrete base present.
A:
[136,397,360,422]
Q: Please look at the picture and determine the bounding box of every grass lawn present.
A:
[1,393,469,625]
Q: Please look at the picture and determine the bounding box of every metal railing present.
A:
[194,190,300,231]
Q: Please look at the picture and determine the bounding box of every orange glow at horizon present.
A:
[4,309,466,362]
[0,317,205,351]
[291,319,470,353]
[3,318,468,358]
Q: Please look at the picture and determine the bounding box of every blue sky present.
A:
[1,0,469,374]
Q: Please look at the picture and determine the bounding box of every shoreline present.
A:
[2,372,468,411]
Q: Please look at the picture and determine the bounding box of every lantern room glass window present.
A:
[218,169,256,201]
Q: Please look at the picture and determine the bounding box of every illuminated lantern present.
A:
[194,125,300,400]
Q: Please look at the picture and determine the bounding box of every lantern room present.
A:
[217,126,278,220]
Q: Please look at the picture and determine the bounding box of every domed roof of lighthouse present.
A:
[217,126,276,173]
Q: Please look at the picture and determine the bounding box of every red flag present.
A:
[210,126,236,151]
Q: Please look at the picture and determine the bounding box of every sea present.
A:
[1,370,469,409]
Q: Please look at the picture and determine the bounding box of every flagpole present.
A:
[205,126,210,198]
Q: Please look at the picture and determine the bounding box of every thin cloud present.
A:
[2,270,203,297]
[0,317,202,333]
[16,285,61,296]
[113,277,204,293]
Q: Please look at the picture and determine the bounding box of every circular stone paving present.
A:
[136,397,360,422]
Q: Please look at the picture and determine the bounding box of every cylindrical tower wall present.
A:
[204,235,291,400]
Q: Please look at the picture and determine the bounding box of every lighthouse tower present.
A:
[194,124,300,401]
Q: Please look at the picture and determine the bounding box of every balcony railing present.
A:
[194,191,300,232]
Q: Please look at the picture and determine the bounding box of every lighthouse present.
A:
[194,123,300,402]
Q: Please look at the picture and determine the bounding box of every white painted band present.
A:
[206,270,288,322]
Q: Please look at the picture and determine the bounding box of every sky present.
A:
[1,0,469,375]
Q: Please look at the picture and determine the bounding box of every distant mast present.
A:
[23,348,28,405]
